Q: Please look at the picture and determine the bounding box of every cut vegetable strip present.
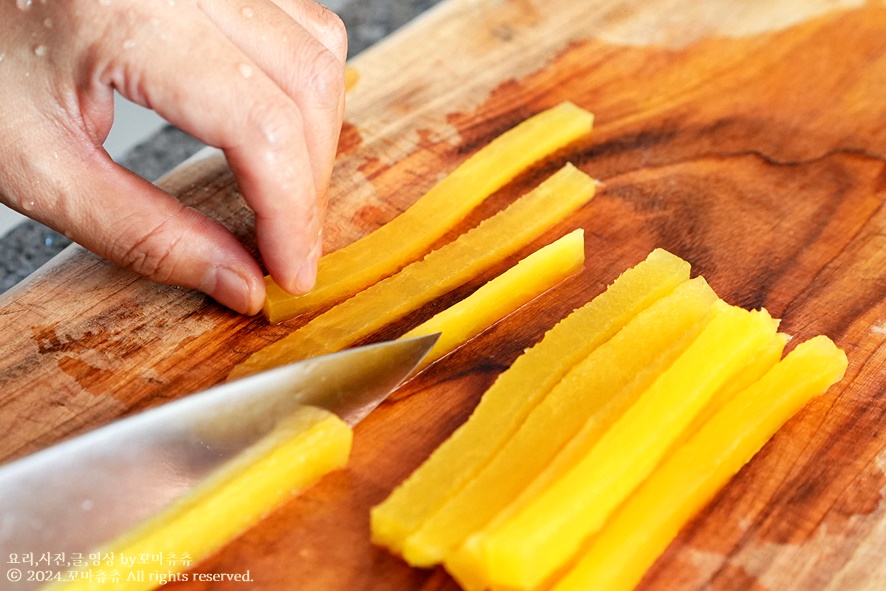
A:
[49,406,352,591]
[404,277,719,567]
[447,328,787,591]
[680,332,788,444]
[263,102,595,323]
[401,229,586,371]
[551,336,847,591]
[230,164,596,380]
[479,302,779,590]
[370,249,691,553]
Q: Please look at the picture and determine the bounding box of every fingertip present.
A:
[294,255,319,294]
[202,264,265,315]
[267,251,317,296]
[251,197,324,297]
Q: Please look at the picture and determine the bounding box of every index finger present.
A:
[198,0,347,219]
[100,11,330,294]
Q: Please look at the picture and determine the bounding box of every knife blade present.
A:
[0,333,438,583]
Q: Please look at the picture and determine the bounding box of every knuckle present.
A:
[303,46,345,104]
[249,97,303,150]
[112,219,182,284]
[309,3,348,62]
[320,10,348,62]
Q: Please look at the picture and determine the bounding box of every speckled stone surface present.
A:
[0,0,443,294]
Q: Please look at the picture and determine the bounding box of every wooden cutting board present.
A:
[1,0,885,588]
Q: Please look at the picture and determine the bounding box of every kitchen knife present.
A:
[0,333,438,585]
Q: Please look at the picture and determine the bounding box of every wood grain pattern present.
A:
[1,0,884,589]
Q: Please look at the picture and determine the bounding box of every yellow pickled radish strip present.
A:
[551,336,847,591]
[681,332,788,443]
[370,249,691,553]
[404,277,718,567]
[344,66,360,92]
[401,229,585,372]
[479,302,779,591]
[262,102,595,323]
[229,164,596,380]
[48,406,352,591]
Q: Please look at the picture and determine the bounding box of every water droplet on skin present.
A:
[22,200,35,211]
[238,62,254,79]
[123,39,135,49]
[16,0,33,11]
[241,6,254,18]
[0,54,5,63]
[33,45,47,57]
[43,17,53,28]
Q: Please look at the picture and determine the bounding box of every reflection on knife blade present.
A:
[0,334,438,591]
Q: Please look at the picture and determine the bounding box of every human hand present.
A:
[0,0,347,315]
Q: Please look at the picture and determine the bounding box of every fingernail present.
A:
[292,230,322,294]
[294,256,318,294]
[204,266,259,315]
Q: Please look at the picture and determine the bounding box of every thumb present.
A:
[25,146,265,315]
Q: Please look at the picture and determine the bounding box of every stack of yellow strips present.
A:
[371,250,847,591]
[372,249,691,552]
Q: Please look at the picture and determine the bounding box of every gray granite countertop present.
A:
[0,0,443,294]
